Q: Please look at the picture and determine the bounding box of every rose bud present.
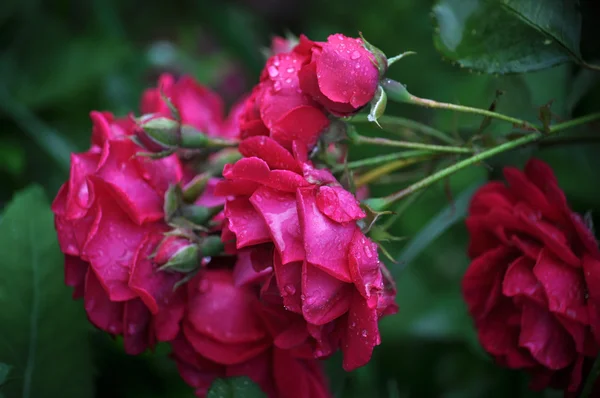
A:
[298,34,384,116]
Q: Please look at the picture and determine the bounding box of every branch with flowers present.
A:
[4,16,600,398]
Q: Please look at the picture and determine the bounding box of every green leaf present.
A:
[207,377,266,398]
[383,181,486,349]
[0,186,94,398]
[397,181,483,266]
[432,0,583,74]
[0,363,11,385]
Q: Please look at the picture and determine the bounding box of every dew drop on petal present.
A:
[284,284,296,295]
[351,50,361,60]
[268,65,279,78]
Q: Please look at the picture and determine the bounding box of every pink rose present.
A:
[298,34,382,116]
[238,42,330,150]
[215,136,397,370]
[52,111,186,353]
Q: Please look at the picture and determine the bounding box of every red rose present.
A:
[170,270,331,398]
[52,111,187,354]
[215,136,397,370]
[238,43,330,150]
[298,34,382,116]
[463,158,600,395]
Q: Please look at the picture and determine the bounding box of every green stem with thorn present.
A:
[381,78,540,131]
[374,112,600,209]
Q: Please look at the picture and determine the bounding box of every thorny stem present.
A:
[353,133,473,154]
[382,78,540,131]
[347,114,456,144]
[376,112,600,209]
[333,150,432,172]
[354,156,433,188]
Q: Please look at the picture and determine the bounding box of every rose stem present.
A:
[381,78,540,131]
[354,157,432,188]
[332,150,433,172]
[376,112,600,209]
[351,133,473,154]
[347,114,457,144]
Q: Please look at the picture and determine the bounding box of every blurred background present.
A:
[1,0,600,397]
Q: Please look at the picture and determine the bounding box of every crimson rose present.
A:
[463,158,600,395]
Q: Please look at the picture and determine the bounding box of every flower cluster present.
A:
[463,159,600,396]
[51,27,600,398]
[53,33,393,398]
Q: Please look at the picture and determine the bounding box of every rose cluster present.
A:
[53,33,393,398]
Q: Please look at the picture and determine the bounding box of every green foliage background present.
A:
[0,0,599,397]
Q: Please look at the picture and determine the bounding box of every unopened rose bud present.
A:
[155,236,199,273]
[137,115,213,151]
[182,173,212,203]
[298,33,384,116]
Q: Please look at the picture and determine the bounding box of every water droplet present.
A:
[285,78,292,84]
[361,329,368,337]
[273,81,282,92]
[284,284,296,295]
[300,294,306,301]
[364,245,373,258]
[355,63,361,69]
[351,50,361,60]
[350,322,356,329]
[286,66,295,73]
[267,65,279,78]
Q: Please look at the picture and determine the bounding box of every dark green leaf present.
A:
[0,363,11,385]
[433,0,583,73]
[207,377,266,398]
[0,186,94,398]
[397,181,483,266]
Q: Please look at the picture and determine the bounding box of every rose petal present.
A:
[65,255,89,299]
[296,187,354,282]
[239,136,302,173]
[96,140,164,224]
[533,248,588,323]
[186,271,267,344]
[348,229,383,307]
[129,234,185,341]
[519,301,575,369]
[463,246,518,319]
[83,178,149,301]
[183,322,269,366]
[271,105,330,150]
[273,254,303,313]
[316,185,366,223]
[250,187,305,264]
[342,291,380,371]
[502,256,546,306]
[122,299,152,355]
[301,262,352,325]
[84,269,124,334]
[225,197,271,248]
